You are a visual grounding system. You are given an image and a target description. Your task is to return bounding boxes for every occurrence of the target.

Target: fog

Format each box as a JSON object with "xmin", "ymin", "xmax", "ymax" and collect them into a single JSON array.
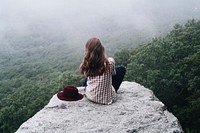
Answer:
[{"xmin": 0, "ymin": 0, "xmax": 200, "ymax": 52}]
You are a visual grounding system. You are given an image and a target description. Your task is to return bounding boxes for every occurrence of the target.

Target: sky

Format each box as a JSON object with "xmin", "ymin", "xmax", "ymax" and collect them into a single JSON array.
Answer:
[{"xmin": 0, "ymin": 0, "xmax": 200, "ymax": 46}]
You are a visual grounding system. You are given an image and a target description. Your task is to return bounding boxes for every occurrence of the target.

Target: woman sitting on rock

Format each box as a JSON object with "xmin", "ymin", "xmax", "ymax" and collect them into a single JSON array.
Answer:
[{"xmin": 80, "ymin": 37, "xmax": 126, "ymax": 105}]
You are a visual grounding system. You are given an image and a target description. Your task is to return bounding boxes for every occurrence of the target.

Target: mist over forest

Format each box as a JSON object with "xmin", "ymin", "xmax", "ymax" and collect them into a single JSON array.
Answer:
[
  {"xmin": 1, "ymin": 0, "xmax": 200, "ymax": 60},
  {"xmin": 0, "ymin": 1, "xmax": 200, "ymax": 133}
]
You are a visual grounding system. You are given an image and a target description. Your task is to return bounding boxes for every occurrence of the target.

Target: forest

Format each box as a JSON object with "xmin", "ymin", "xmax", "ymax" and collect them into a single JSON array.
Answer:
[
  {"xmin": 114, "ymin": 19, "xmax": 200, "ymax": 133},
  {"xmin": 0, "ymin": 19, "xmax": 199, "ymax": 133}
]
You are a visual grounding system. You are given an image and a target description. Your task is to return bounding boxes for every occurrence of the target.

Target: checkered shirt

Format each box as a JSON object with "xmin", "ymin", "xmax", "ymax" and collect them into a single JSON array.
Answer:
[{"xmin": 85, "ymin": 58, "xmax": 116, "ymax": 104}]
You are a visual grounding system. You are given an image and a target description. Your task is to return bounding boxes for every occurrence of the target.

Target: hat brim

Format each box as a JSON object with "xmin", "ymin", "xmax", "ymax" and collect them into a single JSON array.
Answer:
[{"xmin": 57, "ymin": 92, "xmax": 83, "ymax": 101}]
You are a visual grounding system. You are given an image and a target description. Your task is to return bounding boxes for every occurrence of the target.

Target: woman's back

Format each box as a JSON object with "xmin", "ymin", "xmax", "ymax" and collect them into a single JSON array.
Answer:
[
  {"xmin": 80, "ymin": 37, "xmax": 126, "ymax": 105},
  {"xmin": 85, "ymin": 58, "xmax": 116, "ymax": 104}
]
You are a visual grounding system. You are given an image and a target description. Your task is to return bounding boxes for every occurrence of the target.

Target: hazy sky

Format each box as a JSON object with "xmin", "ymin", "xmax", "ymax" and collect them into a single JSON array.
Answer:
[{"xmin": 0, "ymin": 0, "xmax": 200, "ymax": 43}]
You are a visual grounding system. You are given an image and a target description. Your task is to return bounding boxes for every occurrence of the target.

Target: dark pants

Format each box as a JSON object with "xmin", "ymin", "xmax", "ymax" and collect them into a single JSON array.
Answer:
[
  {"xmin": 112, "ymin": 66, "xmax": 126, "ymax": 92},
  {"xmin": 83, "ymin": 66, "xmax": 126, "ymax": 92}
]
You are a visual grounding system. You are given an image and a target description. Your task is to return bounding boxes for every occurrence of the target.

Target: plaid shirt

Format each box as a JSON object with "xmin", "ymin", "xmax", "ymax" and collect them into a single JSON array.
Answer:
[{"xmin": 85, "ymin": 58, "xmax": 116, "ymax": 104}]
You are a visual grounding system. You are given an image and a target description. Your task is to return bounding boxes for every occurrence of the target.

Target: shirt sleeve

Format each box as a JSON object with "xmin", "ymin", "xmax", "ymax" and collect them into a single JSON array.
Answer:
[{"xmin": 108, "ymin": 57, "xmax": 116, "ymax": 75}]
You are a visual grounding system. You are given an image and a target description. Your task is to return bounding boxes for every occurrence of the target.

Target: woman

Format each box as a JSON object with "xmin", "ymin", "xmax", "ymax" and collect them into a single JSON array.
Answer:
[{"xmin": 80, "ymin": 37, "xmax": 126, "ymax": 105}]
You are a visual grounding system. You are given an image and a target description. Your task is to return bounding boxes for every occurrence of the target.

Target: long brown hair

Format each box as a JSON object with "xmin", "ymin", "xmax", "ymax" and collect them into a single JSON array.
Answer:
[{"xmin": 80, "ymin": 37, "xmax": 109, "ymax": 77}]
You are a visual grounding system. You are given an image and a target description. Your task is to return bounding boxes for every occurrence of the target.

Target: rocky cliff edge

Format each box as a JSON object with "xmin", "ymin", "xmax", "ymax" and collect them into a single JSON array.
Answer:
[{"xmin": 16, "ymin": 81, "xmax": 183, "ymax": 133}]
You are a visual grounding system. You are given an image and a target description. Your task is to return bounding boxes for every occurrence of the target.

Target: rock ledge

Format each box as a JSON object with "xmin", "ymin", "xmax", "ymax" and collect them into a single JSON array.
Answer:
[{"xmin": 16, "ymin": 81, "xmax": 183, "ymax": 133}]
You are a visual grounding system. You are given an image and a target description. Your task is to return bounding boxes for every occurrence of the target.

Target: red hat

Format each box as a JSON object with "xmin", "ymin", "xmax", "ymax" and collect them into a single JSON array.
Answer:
[{"xmin": 57, "ymin": 86, "xmax": 83, "ymax": 101}]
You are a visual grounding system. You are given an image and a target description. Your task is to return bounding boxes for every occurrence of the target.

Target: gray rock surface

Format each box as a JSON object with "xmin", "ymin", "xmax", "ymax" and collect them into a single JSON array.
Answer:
[{"xmin": 16, "ymin": 81, "xmax": 183, "ymax": 133}]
